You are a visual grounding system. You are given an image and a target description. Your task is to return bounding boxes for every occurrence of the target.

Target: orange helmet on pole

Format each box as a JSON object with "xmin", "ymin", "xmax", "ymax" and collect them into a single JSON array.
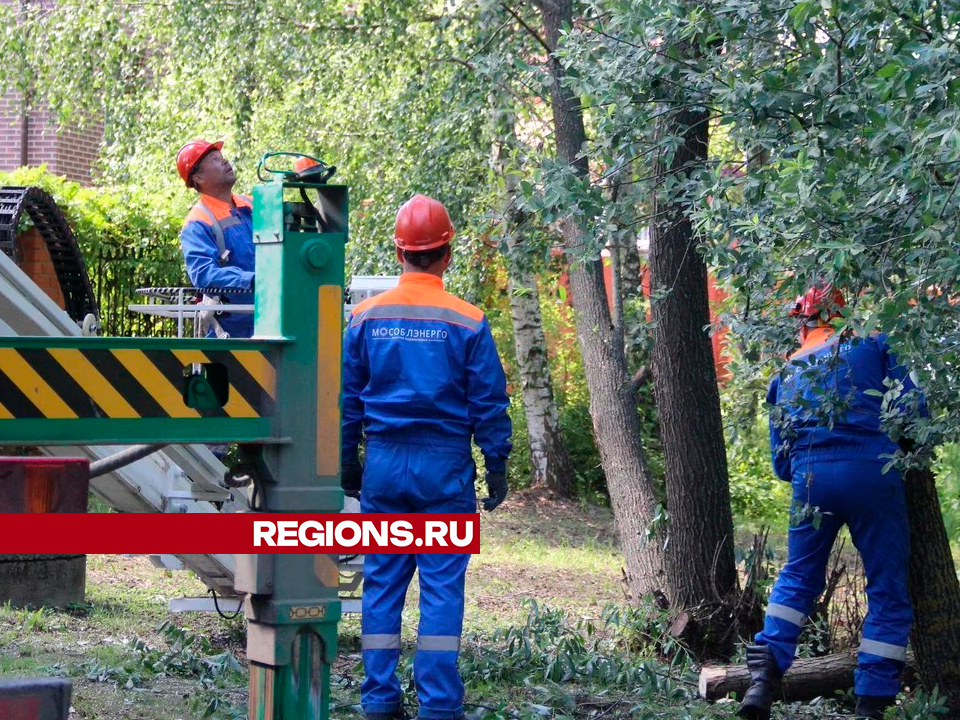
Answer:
[
  {"xmin": 394, "ymin": 194, "xmax": 455, "ymax": 251},
  {"xmin": 790, "ymin": 283, "xmax": 846, "ymax": 320},
  {"xmin": 176, "ymin": 139, "xmax": 223, "ymax": 187},
  {"xmin": 293, "ymin": 156, "xmax": 319, "ymax": 173}
]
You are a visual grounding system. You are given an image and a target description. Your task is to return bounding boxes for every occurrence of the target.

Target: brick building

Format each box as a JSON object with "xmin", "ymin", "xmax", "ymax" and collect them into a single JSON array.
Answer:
[
  {"xmin": 0, "ymin": 90, "xmax": 102, "ymax": 313},
  {"xmin": 0, "ymin": 90, "xmax": 102, "ymax": 184},
  {"xmin": 15, "ymin": 226, "xmax": 67, "ymax": 310}
]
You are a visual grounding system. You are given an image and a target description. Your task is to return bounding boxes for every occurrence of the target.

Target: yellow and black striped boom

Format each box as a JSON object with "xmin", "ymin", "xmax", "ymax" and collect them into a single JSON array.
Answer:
[{"xmin": 0, "ymin": 336, "xmax": 281, "ymax": 445}]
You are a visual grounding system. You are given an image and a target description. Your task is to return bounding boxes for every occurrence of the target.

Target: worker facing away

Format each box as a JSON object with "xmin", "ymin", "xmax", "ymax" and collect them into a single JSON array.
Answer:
[
  {"xmin": 176, "ymin": 139, "xmax": 255, "ymax": 338},
  {"xmin": 341, "ymin": 193, "xmax": 512, "ymax": 720},
  {"xmin": 739, "ymin": 284, "xmax": 926, "ymax": 720}
]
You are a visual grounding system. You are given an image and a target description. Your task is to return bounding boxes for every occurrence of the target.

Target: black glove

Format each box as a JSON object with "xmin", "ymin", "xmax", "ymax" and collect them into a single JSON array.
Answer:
[
  {"xmin": 897, "ymin": 436, "xmax": 917, "ymax": 453},
  {"xmin": 482, "ymin": 471, "xmax": 508, "ymax": 512},
  {"xmin": 341, "ymin": 459, "xmax": 362, "ymax": 499}
]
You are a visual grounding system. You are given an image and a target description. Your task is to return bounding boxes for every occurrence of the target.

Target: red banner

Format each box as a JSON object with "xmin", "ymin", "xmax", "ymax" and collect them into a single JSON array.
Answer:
[{"xmin": 0, "ymin": 513, "xmax": 480, "ymax": 554}]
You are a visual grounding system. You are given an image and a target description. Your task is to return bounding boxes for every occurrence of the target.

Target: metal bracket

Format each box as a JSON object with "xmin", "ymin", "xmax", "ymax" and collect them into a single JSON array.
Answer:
[{"xmin": 163, "ymin": 489, "xmax": 232, "ymax": 513}]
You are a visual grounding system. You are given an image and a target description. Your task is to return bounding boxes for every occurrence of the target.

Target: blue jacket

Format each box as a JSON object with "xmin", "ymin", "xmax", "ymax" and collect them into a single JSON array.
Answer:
[
  {"xmin": 768, "ymin": 328, "xmax": 926, "ymax": 481},
  {"xmin": 342, "ymin": 272, "xmax": 512, "ymax": 473},
  {"xmin": 179, "ymin": 193, "xmax": 255, "ymax": 338}
]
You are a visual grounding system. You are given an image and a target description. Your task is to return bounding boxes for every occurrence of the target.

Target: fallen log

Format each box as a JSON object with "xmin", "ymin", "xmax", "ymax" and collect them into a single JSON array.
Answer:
[{"xmin": 699, "ymin": 651, "xmax": 917, "ymax": 702}]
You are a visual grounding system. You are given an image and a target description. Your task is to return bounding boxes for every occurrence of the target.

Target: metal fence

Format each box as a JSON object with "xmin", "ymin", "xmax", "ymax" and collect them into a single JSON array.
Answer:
[{"xmin": 92, "ymin": 244, "xmax": 186, "ymax": 338}]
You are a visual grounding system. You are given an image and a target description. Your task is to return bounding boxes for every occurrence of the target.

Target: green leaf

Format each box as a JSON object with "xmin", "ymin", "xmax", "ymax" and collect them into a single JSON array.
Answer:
[{"xmin": 877, "ymin": 62, "xmax": 901, "ymax": 79}]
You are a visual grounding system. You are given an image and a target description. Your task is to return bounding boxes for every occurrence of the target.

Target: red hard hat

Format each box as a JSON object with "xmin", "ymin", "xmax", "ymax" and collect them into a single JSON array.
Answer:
[
  {"xmin": 293, "ymin": 156, "xmax": 319, "ymax": 173},
  {"xmin": 176, "ymin": 139, "xmax": 223, "ymax": 186},
  {"xmin": 790, "ymin": 283, "xmax": 846, "ymax": 319},
  {"xmin": 394, "ymin": 194, "xmax": 455, "ymax": 251}
]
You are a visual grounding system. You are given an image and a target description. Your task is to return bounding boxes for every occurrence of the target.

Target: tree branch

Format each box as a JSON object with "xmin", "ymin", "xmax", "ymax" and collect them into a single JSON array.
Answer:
[
  {"xmin": 627, "ymin": 366, "xmax": 652, "ymax": 396},
  {"xmin": 501, "ymin": 2, "xmax": 552, "ymax": 54}
]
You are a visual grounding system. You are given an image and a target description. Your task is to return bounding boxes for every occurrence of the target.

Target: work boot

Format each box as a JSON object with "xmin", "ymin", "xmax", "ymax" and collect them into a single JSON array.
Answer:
[
  {"xmin": 854, "ymin": 695, "xmax": 895, "ymax": 720},
  {"xmin": 737, "ymin": 644, "xmax": 782, "ymax": 720}
]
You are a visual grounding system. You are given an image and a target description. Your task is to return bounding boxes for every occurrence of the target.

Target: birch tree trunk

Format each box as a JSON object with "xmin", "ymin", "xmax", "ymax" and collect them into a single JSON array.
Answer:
[
  {"xmin": 492, "ymin": 116, "xmax": 578, "ymax": 497},
  {"xmin": 504, "ymin": 238, "xmax": 577, "ymax": 496}
]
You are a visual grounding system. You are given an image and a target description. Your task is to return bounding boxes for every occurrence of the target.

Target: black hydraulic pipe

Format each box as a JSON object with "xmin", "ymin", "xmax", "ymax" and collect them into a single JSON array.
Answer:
[{"xmin": 88, "ymin": 444, "xmax": 167, "ymax": 479}]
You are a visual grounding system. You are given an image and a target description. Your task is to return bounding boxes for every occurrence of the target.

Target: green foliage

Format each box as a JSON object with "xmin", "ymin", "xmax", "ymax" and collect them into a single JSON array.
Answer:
[
  {"xmin": 0, "ymin": 165, "xmax": 187, "ymax": 333},
  {"xmin": 727, "ymin": 428, "xmax": 789, "ymax": 526},
  {"xmin": 0, "ymin": 165, "xmax": 184, "ymax": 261},
  {"xmin": 83, "ymin": 621, "xmax": 243, "ymax": 718},
  {"xmin": 690, "ymin": 0, "xmax": 960, "ymax": 449},
  {"xmin": 721, "ymin": 369, "xmax": 790, "ymax": 525},
  {"xmin": 9, "ymin": 605, "xmax": 52, "ymax": 633},
  {"xmin": 357, "ymin": 600, "xmax": 704, "ymax": 720},
  {"xmin": 8, "ymin": 0, "xmax": 960, "ymax": 561},
  {"xmin": 899, "ymin": 687, "xmax": 951, "ymax": 719},
  {"xmin": 0, "ymin": 0, "xmax": 655, "ymax": 502},
  {"xmin": 464, "ymin": 601, "xmax": 692, "ymax": 687},
  {"xmin": 0, "ymin": 0, "xmax": 497, "ymax": 286},
  {"xmin": 933, "ymin": 443, "xmax": 960, "ymax": 547}
]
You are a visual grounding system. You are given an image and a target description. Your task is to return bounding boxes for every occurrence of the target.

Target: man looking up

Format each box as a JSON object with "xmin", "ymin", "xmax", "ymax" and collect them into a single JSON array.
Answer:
[{"xmin": 176, "ymin": 139, "xmax": 255, "ymax": 338}]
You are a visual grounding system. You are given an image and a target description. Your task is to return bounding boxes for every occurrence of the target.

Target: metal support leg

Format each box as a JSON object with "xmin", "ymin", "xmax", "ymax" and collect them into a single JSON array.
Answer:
[
  {"xmin": 248, "ymin": 625, "xmax": 337, "ymax": 720},
  {"xmin": 238, "ymin": 552, "xmax": 342, "ymax": 720}
]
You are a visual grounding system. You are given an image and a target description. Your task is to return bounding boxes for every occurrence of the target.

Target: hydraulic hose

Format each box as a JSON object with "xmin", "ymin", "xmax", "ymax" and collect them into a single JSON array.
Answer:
[{"xmin": 88, "ymin": 444, "xmax": 168, "ymax": 479}]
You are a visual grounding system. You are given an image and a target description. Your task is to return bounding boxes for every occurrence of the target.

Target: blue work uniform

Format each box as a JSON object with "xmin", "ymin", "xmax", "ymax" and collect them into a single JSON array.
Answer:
[
  {"xmin": 342, "ymin": 272, "xmax": 512, "ymax": 719},
  {"xmin": 757, "ymin": 327, "xmax": 926, "ymax": 697},
  {"xmin": 179, "ymin": 193, "xmax": 255, "ymax": 338}
]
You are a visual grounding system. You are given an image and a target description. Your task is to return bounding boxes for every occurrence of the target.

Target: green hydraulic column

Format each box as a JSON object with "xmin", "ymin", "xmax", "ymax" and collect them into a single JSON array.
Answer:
[{"xmin": 235, "ymin": 171, "xmax": 348, "ymax": 720}]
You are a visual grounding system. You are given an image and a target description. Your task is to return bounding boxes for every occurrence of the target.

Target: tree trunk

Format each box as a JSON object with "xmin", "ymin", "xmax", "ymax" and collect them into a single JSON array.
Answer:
[
  {"xmin": 505, "ymin": 242, "xmax": 578, "ymax": 496},
  {"xmin": 905, "ymin": 467, "xmax": 960, "ymax": 718},
  {"xmin": 649, "ymin": 94, "xmax": 738, "ymax": 657},
  {"xmin": 699, "ymin": 651, "xmax": 918, "ymax": 702},
  {"xmin": 536, "ymin": 0, "xmax": 665, "ymax": 596},
  {"xmin": 492, "ymin": 115, "xmax": 578, "ymax": 497}
]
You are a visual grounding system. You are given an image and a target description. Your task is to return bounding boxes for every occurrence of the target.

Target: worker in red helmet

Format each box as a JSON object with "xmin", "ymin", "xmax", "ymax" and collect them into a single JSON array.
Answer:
[
  {"xmin": 176, "ymin": 139, "xmax": 255, "ymax": 338},
  {"xmin": 341, "ymin": 193, "xmax": 512, "ymax": 720},
  {"xmin": 789, "ymin": 284, "xmax": 847, "ymax": 340},
  {"xmin": 739, "ymin": 282, "xmax": 926, "ymax": 720}
]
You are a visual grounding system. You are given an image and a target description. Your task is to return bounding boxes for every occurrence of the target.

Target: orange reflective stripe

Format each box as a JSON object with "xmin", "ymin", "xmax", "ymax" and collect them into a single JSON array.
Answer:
[
  {"xmin": 184, "ymin": 206, "xmax": 215, "ymax": 225},
  {"xmin": 790, "ymin": 327, "xmax": 836, "ymax": 360},
  {"xmin": 316, "ymin": 285, "xmax": 342, "ymax": 476},
  {"xmin": 354, "ymin": 277, "xmax": 485, "ymax": 321},
  {"xmin": 196, "ymin": 193, "xmax": 250, "ymax": 219},
  {"xmin": 351, "ymin": 303, "xmax": 483, "ymax": 331}
]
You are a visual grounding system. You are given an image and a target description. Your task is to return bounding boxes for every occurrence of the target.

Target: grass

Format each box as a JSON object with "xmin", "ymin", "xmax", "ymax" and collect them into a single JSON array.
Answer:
[
  {"xmin": 0, "ymin": 493, "xmax": 944, "ymax": 720},
  {"xmin": 0, "ymin": 494, "xmax": 627, "ymax": 719}
]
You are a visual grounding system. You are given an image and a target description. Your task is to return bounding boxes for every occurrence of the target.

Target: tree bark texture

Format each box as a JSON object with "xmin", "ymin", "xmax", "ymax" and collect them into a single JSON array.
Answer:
[
  {"xmin": 505, "ymin": 242, "xmax": 578, "ymax": 496},
  {"xmin": 699, "ymin": 651, "xmax": 917, "ymax": 702},
  {"xmin": 536, "ymin": 0, "xmax": 666, "ymax": 595},
  {"xmin": 650, "ymin": 99, "xmax": 738, "ymax": 656},
  {"xmin": 494, "ymin": 118, "xmax": 578, "ymax": 497},
  {"xmin": 905, "ymin": 467, "xmax": 960, "ymax": 718}
]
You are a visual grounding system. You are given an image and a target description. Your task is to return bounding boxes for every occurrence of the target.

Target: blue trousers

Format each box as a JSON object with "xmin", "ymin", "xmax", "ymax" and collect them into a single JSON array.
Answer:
[
  {"xmin": 360, "ymin": 440, "xmax": 476, "ymax": 719},
  {"xmin": 756, "ymin": 459, "xmax": 912, "ymax": 697}
]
